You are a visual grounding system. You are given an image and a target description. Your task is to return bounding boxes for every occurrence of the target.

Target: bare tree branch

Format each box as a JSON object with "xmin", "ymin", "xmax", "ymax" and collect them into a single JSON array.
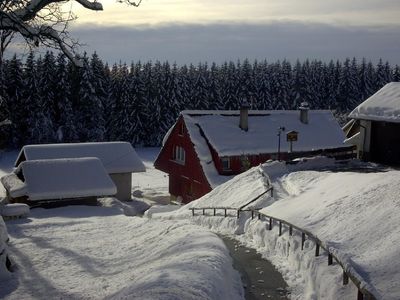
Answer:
[{"xmin": 0, "ymin": 0, "xmax": 140, "ymax": 66}]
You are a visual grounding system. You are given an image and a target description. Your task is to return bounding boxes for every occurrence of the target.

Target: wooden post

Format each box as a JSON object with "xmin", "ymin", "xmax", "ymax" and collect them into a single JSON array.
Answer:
[
  {"xmin": 289, "ymin": 226, "xmax": 293, "ymax": 236},
  {"xmin": 258, "ymin": 213, "xmax": 261, "ymax": 220},
  {"xmin": 268, "ymin": 218, "xmax": 273, "ymax": 230},
  {"xmin": 270, "ymin": 187, "xmax": 273, "ymax": 197},
  {"xmin": 328, "ymin": 253, "xmax": 333, "ymax": 265},
  {"xmin": 279, "ymin": 221, "xmax": 282, "ymax": 236},
  {"xmin": 343, "ymin": 271, "xmax": 349, "ymax": 285},
  {"xmin": 224, "ymin": 209, "xmax": 227, "ymax": 217},
  {"xmin": 357, "ymin": 290, "xmax": 364, "ymax": 300},
  {"xmin": 251, "ymin": 210, "xmax": 254, "ymax": 219},
  {"xmin": 237, "ymin": 210, "xmax": 240, "ymax": 219},
  {"xmin": 301, "ymin": 233, "xmax": 306, "ymax": 250},
  {"xmin": 213, "ymin": 208, "xmax": 216, "ymax": 216},
  {"xmin": 191, "ymin": 208, "xmax": 195, "ymax": 216},
  {"xmin": 202, "ymin": 208, "xmax": 205, "ymax": 216},
  {"xmin": 315, "ymin": 243, "xmax": 320, "ymax": 257}
]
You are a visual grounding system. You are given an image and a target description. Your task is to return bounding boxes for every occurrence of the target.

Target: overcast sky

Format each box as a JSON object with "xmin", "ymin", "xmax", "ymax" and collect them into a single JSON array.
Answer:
[{"xmin": 12, "ymin": 0, "xmax": 400, "ymax": 64}]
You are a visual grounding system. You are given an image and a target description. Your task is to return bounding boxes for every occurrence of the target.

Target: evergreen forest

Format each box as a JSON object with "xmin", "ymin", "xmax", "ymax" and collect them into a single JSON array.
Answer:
[{"xmin": 0, "ymin": 51, "xmax": 399, "ymax": 147}]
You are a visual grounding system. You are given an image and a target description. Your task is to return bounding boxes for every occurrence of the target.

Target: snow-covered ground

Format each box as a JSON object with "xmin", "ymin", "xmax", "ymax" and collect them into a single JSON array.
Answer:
[
  {"xmin": 1, "ymin": 148, "xmax": 400, "ymax": 300},
  {"xmin": 0, "ymin": 149, "xmax": 243, "ymax": 300},
  {"xmin": 155, "ymin": 158, "xmax": 400, "ymax": 300}
]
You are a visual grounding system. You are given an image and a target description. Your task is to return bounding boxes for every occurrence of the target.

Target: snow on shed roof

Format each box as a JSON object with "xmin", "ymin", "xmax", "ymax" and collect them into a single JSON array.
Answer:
[
  {"xmin": 182, "ymin": 110, "xmax": 346, "ymax": 157},
  {"xmin": 15, "ymin": 142, "xmax": 146, "ymax": 174},
  {"xmin": 8, "ymin": 158, "xmax": 117, "ymax": 201},
  {"xmin": 349, "ymin": 82, "xmax": 400, "ymax": 122}
]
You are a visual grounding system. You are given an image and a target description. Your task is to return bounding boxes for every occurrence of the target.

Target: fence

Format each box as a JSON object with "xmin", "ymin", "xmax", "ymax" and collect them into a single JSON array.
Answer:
[{"xmin": 189, "ymin": 200, "xmax": 377, "ymax": 300}]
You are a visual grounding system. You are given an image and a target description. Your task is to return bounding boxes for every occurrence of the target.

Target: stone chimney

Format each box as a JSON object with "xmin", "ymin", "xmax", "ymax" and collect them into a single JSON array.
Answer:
[
  {"xmin": 299, "ymin": 101, "xmax": 310, "ymax": 124},
  {"xmin": 239, "ymin": 99, "xmax": 250, "ymax": 131}
]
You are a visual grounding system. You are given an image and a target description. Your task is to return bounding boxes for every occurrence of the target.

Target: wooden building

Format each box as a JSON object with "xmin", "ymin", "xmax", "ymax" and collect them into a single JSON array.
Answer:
[
  {"xmin": 155, "ymin": 106, "xmax": 352, "ymax": 203},
  {"xmin": 14, "ymin": 142, "xmax": 145, "ymax": 201},
  {"xmin": 345, "ymin": 82, "xmax": 400, "ymax": 165}
]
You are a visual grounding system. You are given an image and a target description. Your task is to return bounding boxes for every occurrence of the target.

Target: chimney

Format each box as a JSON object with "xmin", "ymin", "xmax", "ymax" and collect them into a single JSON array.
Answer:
[
  {"xmin": 239, "ymin": 99, "xmax": 250, "ymax": 131},
  {"xmin": 299, "ymin": 101, "xmax": 310, "ymax": 124}
]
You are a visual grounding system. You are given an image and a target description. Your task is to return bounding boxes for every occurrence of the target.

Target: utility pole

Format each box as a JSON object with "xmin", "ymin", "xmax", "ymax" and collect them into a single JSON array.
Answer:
[{"xmin": 277, "ymin": 126, "xmax": 285, "ymax": 161}]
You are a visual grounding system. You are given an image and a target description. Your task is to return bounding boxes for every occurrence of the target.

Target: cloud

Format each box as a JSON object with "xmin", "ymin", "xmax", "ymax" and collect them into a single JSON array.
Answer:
[{"xmin": 70, "ymin": 21, "xmax": 400, "ymax": 65}]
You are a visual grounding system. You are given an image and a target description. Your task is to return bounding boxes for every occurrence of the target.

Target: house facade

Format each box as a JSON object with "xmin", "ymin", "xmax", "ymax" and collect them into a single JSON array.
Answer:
[
  {"xmin": 155, "ymin": 107, "xmax": 353, "ymax": 203},
  {"xmin": 345, "ymin": 82, "xmax": 400, "ymax": 165}
]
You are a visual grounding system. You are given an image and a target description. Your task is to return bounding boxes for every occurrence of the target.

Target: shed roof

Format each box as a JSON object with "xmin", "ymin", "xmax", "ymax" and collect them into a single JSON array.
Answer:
[
  {"xmin": 349, "ymin": 82, "xmax": 400, "ymax": 122},
  {"xmin": 177, "ymin": 110, "xmax": 347, "ymax": 188},
  {"xmin": 3, "ymin": 158, "xmax": 117, "ymax": 201},
  {"xmin": 15, "ymin": 142, "xmax": 146, "ymax": 174}
]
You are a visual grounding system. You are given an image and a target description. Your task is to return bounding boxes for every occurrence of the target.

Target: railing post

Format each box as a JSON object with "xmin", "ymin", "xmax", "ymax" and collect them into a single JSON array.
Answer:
[
  {"xmin": 213, "ymin": 208, "xmax": 216, "ymax": 216},
  {"xmin": 268, "ymin": 217, "xmax": 273, "ymax": 230},
  {"xmin": 191, "ymin": 208, "xmax": 195, "ymax": 216},
  {"xmin": 279, "ymin": 221, "xmax": 282, "ymax": 236},
  {"xmin": 289, "ymin": 226, "xmax": 293, "ymax": 236},
  {"xmin": 315, "ymin": 243, "xmax": 320, "ymax": 257},
  {"xmin": 328, "ymin": 253, "xmax": 333, "ymax": 265},
  {"xmin": 343, "ymin": 271, "xmax": 349, "ymax": 285},
  {"xmin": 237, "ymin": 210, "xmax": 240, "ymax": 219},
  {"xmin": 224, "ymin": 208, "xmax": 227, "ymax": 217},
  {"xmin": 202, "ymin": 208, "xmax": 205, "ymax": 216},
  {"xmin": 301, "ymin": 233, "xmax": 306, "ymax": 250},
  {"xmin": 258, "ymin": 213, "xmax": 261, "ymax": 220},
  {"xmin": 357, "ymin": 290, "xmax": 364, "ymax": 300},
  {"xmin": 251, "ymin": 210, "xmax": 254, "ymax": 219},
  {"xmin": 270, "ymin": 187, "xmax": 273, "ymax": 197}
]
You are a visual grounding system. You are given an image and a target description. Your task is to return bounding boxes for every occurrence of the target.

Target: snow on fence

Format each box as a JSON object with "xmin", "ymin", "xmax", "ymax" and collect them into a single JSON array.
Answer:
[{"xmin": 189, "ymin": 201, "xmax": 377, "ymax": 300}]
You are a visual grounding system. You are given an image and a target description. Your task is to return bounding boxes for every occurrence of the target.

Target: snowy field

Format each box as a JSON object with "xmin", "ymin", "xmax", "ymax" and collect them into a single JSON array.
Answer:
[
  {"xmin": 1, "ymin": 148, "xmax": 400, "ymax": 299},
  {"xmin": 0, "ymin": 149, "xmax": 243, "ymax": 300}
]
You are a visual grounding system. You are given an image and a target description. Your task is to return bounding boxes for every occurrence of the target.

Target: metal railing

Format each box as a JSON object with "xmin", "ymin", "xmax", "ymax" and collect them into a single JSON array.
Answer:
[{"xmin": 189, "ymin": 203, "xmax": 377, "ymax": 300}]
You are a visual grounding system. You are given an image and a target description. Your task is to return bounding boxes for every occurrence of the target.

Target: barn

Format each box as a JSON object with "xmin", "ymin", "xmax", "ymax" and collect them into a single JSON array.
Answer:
[
  {"xmin": 344, "ymin": 82, "xmax": 400, "ymax": 165},
  {"xmin": 155, "ymin": 106, "xmax": 353, "ymax": 203},
  {"xmin": 1, "ymin": 158, "xmax": 117, "ymax": 205},
  {"xmin": 14, "ymin": 142, "xmax": 145, "ymax": 201}
]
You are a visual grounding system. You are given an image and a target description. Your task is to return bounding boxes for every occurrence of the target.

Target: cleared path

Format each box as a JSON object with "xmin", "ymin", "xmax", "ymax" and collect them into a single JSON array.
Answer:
[{"xmin": 222, "ymin": 236, "xmax": 289, "ymax": 300}]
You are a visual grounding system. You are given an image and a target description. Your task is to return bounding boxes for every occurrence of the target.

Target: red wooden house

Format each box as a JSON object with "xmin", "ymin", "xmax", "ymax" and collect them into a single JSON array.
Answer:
[{"xmin": 154, "ymin": 106, "xmax": 354, "ymax": 203}]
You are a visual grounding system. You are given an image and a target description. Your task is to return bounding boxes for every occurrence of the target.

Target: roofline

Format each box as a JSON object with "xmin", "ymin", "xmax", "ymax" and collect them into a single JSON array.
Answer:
[
  {"xmin": 181, "ymin": 109, "xmax": 333, "ymax": 116},
  {"xmin": 349, "ymin": 116, "xmax": 400, "ymax": 124}
]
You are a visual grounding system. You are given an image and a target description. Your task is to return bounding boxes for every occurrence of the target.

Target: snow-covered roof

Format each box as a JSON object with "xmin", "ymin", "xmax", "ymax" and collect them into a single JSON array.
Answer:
[
  {"xmin": 178, "ymin": 110, "xmax": 346, "ymax": 188},
  {"xmin": 182, "ymin": 110, "xmax": 346, "ymax": 157},
  {"xmin": 15, "ymin": 142, "xmax": 146, "ymax": 174},
  {"xmin": 349, "ymin": 82, "xmax": 400, "ymax": 122},
  {"xmin": 3, "ymin": 158, "xmax": 117, "ymax": 201}
]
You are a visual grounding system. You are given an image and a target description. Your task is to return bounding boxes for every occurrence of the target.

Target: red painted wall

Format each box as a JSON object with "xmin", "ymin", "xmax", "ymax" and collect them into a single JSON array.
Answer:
[{"xmin": 154, "ymin": 116, "xmax": 211, "ymax": 203}]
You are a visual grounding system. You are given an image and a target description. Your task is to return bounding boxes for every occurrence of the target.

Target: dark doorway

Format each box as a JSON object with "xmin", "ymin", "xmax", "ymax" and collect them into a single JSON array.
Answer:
[{"xmin": 370, "ymin": 121, "xmax": 400, "ymax": 165}]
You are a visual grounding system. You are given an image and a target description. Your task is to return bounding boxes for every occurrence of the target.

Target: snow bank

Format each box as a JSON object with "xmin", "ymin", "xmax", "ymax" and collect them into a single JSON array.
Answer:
[
  {"xmin": 1, "ymin": 204, "xmax": 29, "ymax": 218},
  {"xmin": 1, "ymin": 206, "xmax": 243, "ymax": 300},
  {"xmin": 260, "ymin": 169, "xmax": 400, "ymax": 299}
]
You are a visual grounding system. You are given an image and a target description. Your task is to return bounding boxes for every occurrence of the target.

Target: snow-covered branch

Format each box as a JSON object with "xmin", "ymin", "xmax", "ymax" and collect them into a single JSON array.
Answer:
[{"xmin": 0, "ymin": 0, "xmax": 140, "ymax": 66}]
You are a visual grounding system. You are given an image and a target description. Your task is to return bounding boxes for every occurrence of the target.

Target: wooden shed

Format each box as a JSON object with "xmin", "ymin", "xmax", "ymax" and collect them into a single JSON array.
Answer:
[
  {"xmin": 1, "ymin": 158, "xmax": 117, "ymax": 205},
  {"xmin": 14, "ymin": 142, "xmax": 146, "ymax": 201}
]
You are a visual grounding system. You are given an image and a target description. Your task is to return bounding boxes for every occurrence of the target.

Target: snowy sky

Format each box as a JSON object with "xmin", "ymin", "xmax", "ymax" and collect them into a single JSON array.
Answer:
[{"xmin": 20, "ymin": 0, "xmax": 400, "ymax": 64}]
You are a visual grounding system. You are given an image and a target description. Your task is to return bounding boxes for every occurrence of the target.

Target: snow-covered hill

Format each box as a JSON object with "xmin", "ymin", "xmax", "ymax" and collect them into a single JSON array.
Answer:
[{"xmin": 156, "ymin": 158, "xmax": 400, "ymax": 299}]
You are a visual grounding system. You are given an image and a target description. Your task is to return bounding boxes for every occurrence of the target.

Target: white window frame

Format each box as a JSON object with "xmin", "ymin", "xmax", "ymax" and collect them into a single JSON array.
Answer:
[
  {"xmin": 174, "ymin": 146, "xmax": 185, "ymax": 164},
  {"xmin": 221, "ymin": 157, "xmax": 230, "ymax": 171}
]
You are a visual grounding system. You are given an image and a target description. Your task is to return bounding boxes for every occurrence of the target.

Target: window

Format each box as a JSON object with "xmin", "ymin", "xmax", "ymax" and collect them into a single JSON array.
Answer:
[
  {"xmin": 221, "ymin": 157, "xmax": 230, "ymax": 171},
  {"xmin": 173, "ymin": 146, "xmax": 185, "ymax": 164}
]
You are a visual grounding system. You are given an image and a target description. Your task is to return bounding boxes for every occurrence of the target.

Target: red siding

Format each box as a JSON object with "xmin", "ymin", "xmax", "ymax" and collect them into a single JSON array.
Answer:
[{"xmin": 154, "ymin": 116, "xmax": 211, "ymax": 203}]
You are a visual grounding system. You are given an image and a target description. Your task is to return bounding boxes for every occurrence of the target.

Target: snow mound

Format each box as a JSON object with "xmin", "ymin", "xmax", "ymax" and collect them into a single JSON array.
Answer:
[
  {"xmin": 1, "ymin": 204, "xmax": 29, "ymax": 218},
  {"xmin": 261, "ymin": 168, "xmax": 400, "ymax": 300}
]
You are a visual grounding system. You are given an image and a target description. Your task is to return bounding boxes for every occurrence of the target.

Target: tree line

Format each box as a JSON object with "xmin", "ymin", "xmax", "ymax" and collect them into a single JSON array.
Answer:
[{"xmin": 0, "ymin": 52, "xmax": 399, "ymax": 147}]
